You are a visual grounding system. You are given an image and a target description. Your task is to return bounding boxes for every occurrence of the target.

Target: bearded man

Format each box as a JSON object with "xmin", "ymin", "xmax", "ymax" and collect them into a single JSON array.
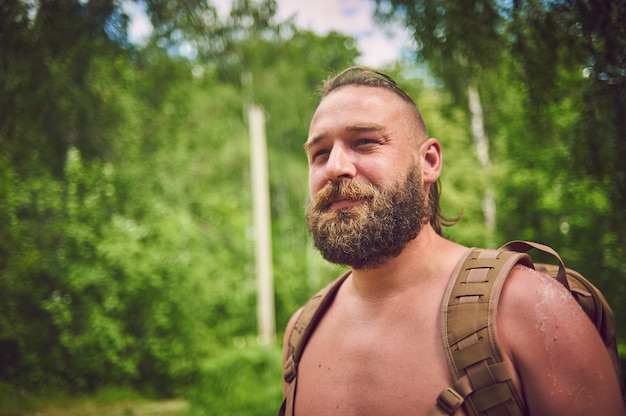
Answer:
[{"xmin": 280, "ymin": 66, "xmax": 625, "ymax": 416}]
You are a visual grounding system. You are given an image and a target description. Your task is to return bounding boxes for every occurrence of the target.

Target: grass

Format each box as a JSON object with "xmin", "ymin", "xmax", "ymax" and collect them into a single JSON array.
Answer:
[{"xmin": 0, "ymin": 385, "xmax": 188, "ymax": 416}]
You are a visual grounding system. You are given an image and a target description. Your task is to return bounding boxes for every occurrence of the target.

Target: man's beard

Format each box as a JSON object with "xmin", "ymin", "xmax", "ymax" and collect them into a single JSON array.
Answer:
[{"xmin": 305, "ymin": 164, "xmax": 428, "ymax": 270}]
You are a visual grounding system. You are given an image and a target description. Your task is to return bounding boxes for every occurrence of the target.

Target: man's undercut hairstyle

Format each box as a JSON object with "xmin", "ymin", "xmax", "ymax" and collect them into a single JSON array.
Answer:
[
  {"xmin": 317, "ymin": 66, "xmax": 460, "ymax": 235},
  {"xmin": 319, "ymin": 66, "xmax": 428, "ymax": 135}
]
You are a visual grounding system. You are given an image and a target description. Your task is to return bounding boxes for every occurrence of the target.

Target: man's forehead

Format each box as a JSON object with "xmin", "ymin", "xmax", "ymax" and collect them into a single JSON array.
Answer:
[
  {"xmin": 311, "ymin": 87, "xmax": 405, "ymax": 127},
  {"xmin": 308, "ymin": 86, "xmax": 405, "ymax": 127}
]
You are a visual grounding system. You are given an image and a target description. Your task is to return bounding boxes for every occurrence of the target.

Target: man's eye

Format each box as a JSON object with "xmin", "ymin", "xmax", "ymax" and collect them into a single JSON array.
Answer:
[
  {"xmin": 355, "ymin": 139, "xmax": 379, "ymax": 147},
  {"xmin": 311, "ymin": 149, "xmax": 329, "ymax": 161}
]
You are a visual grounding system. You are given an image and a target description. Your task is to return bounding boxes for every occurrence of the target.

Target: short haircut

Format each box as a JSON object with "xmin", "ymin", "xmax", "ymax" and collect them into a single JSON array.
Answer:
[{"xmin": 319, "ymin": 66, "xmax": 428, "ymax": 137}]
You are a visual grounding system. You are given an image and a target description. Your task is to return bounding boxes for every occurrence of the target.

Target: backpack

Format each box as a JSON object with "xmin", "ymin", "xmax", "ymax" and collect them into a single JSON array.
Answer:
[{"xmin": 279, "ymin": 240, "xmax": 625, "ymax": 416}]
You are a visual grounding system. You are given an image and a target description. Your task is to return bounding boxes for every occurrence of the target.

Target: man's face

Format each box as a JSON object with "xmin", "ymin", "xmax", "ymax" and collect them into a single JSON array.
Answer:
[{"xmin": 304, "ymin": 85, "xmax": 429, "ymax": 269}]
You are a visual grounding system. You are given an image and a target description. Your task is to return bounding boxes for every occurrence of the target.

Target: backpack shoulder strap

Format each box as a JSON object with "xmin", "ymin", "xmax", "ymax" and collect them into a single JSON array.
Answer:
[
  {"xmin": 279, "ymin": 270, "xmax": 351, "ymax": 416},
  {"xmin": 430, "ymin": 247, "xmax": 533, "ymax": 416}
]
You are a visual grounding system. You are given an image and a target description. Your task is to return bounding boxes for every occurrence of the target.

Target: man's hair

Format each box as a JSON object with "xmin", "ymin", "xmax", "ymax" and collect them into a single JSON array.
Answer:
[{"xmin": 318, "ymin": 66, "xmax": 459, "ymax": 235}]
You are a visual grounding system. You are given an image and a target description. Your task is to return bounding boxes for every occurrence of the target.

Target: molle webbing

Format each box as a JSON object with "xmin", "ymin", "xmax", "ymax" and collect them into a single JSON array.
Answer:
[{"xmin": 433, "ymin": 248, "xmax": 533, "ymax": 416}]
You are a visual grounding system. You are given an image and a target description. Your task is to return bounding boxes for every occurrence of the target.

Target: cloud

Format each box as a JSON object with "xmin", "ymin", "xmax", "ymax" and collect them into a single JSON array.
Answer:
[
  {"xmin": 121, "ymin": 1, "xmax": 153, "ymax": 47},
  {"xmin": 277, "ymin": 0, "xmax": 408, "ymax": 67},
  {"xmin": 213, "ymin": 0, "xmax": 410, "ymax": 67},
  {"xmin": 277, "ymin": 0, "xmax": 373, "ymax": 34}
]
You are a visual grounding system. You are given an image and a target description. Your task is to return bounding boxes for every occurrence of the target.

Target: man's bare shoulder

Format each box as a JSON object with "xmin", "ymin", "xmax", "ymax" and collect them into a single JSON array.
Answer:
[
  {"xmin": 498, "ymin": 265, "xmax": 625, "ymax": 415},
  {"xmin": 499, "ymin": 264, "xmax": 574, "ymax": 317}
]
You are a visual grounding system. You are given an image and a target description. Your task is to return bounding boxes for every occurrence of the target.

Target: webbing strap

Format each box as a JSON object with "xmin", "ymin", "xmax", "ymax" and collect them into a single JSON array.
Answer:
[
  {"xmin": 428, "ymin": 361, "xmax": 515, "ymax": 416},
  {"xmin": 280, "ymin": 271, "xmax": 351, "ymax": 416},
  {"xmin": 501, "ymin": 240, "xmax": 568, "ymax": 289},
  {"xmin": 279, "ymin": 375, "xmax": 296, "ymax": 416},
  {"xmin": 433, "ymin": 248, "xmax": 532, "ymax": 416}
]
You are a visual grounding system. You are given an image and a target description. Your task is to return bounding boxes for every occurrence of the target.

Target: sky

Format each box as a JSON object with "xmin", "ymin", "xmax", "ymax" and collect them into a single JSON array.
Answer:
[
  {"xmin": 124, "ymin": 0, "xmax": 413, "ymax": 68},
  {"xmin": 235, "ymin": 0, "xmax": 413, "ymax": 67}
]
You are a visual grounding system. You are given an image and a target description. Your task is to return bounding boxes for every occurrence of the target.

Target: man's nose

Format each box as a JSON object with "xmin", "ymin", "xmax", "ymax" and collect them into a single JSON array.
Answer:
[{"xmin": 325, "ymin": 145, "xmax": 356, "ymax": 181}]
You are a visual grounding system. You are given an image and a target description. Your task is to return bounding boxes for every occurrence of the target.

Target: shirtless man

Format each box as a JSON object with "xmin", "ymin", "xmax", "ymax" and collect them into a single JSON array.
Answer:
[{"xmin": 281, "ymin": 66, "xmax": 625, "ymax": 415}]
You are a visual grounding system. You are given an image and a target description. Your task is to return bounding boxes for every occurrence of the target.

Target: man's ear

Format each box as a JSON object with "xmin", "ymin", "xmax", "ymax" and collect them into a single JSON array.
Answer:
[{"xmin": 421, "ymin": 138, "xmax": 442, "ymax": 185}]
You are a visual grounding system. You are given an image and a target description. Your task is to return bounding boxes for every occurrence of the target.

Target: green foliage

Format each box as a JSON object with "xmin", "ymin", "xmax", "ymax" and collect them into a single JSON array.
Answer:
[
  {"xmin": 375, "ymin": 0, "xmax": 506, "ymax": 103},
  {"xmin": 186, "ymin": 341, "xmax": 282, "ymax": 415}
]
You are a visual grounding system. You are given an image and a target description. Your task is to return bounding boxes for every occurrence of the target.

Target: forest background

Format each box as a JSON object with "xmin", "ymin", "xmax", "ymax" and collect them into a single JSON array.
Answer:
[{"xmin": 1, "ymin": 0, "xmax": 625, "ymax": 414}]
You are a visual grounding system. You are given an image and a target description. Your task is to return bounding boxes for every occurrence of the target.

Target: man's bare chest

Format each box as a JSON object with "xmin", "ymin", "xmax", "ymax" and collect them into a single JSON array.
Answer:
[{"xmin": 294, "ymin": 300, "xmax": 459, "ymax": 415}]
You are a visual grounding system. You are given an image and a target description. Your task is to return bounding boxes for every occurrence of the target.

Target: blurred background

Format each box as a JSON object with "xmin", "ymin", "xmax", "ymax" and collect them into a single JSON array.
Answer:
[{"xmin": 1, "ymin": 0, "xmax": 624, "ymax": 414}]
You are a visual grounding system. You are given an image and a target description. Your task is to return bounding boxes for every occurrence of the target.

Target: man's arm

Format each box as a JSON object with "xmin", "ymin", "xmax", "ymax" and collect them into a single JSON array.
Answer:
[{"xmin": 498, "ymin": 265, "xmax": 625, "ymax": 415}]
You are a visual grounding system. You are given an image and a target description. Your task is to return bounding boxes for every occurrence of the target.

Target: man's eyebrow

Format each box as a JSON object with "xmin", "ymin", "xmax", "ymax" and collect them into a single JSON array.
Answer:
[
  {"xmin": 348, "ymin": 122, "xmax": 385, "ymax": 132},
  {"xmin": 304, "ymin": 123, "xmax": 385, "ymax": 151},
  {"xmin": 303, "ymin": 135, "xmax": 323, "ymax": 152}
]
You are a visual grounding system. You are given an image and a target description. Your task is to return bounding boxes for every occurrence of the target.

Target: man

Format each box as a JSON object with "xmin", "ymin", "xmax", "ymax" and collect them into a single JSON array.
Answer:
[{"xmin": 281, "ymin": 66, "xmax": 625, "ymax": 415}]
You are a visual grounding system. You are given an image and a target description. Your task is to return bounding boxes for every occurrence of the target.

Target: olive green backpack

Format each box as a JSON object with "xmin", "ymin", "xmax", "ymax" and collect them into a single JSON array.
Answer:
[{"xmin": 280, "ymin": 241, "xmax": 624, "ymax": 416}]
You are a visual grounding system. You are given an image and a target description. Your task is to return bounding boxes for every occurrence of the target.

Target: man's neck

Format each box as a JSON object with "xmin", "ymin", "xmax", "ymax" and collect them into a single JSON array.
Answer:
[{"xmin": 348, "ymin": 226, "xmax": 467, "ymax": 300}]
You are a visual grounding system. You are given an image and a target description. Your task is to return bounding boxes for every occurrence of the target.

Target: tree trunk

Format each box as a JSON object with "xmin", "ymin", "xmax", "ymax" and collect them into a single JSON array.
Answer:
[{"xmin": 468, "ymin": 84, "xmax": 496, "ymax": 246}]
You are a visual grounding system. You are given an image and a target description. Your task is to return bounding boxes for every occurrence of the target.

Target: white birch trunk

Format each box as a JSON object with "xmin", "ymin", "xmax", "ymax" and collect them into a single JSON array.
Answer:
[
  {"xmin": 248, "ymin": 105, "xmax": 276, "ymax": 344},
  {"xmin": 468, "ymin": 85, "xmax": 496, "ymax": 244}
]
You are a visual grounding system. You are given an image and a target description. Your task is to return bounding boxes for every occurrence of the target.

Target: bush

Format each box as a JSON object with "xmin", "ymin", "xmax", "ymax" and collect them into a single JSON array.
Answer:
[{"xmin": 186, "ymin": 340, "xmax": 283, "ymax": 416}]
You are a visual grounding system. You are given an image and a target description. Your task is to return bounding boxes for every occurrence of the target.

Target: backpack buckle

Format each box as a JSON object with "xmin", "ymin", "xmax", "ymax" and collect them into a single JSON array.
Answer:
[{"xmin": 436, "ymin": 387, "xmax": 464, "ymax": 414}]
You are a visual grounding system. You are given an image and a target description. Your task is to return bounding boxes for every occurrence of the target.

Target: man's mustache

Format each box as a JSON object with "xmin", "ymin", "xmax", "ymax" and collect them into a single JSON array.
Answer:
[{"xmin": 312, "ymin": 180, "xmax": 379, "ymax": 210}]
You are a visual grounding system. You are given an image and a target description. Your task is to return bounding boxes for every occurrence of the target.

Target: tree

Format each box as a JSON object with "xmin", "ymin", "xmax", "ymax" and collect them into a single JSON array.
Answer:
[{"xmin": 0, "ymin": 0, "xmax": 230, "ymax": 392}]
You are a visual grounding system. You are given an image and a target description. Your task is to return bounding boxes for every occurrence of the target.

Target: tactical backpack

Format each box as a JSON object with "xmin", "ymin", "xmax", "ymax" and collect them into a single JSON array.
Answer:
[{"xmin": 280, "ymin": 240, "xmax": 625, "ymax": 416}]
